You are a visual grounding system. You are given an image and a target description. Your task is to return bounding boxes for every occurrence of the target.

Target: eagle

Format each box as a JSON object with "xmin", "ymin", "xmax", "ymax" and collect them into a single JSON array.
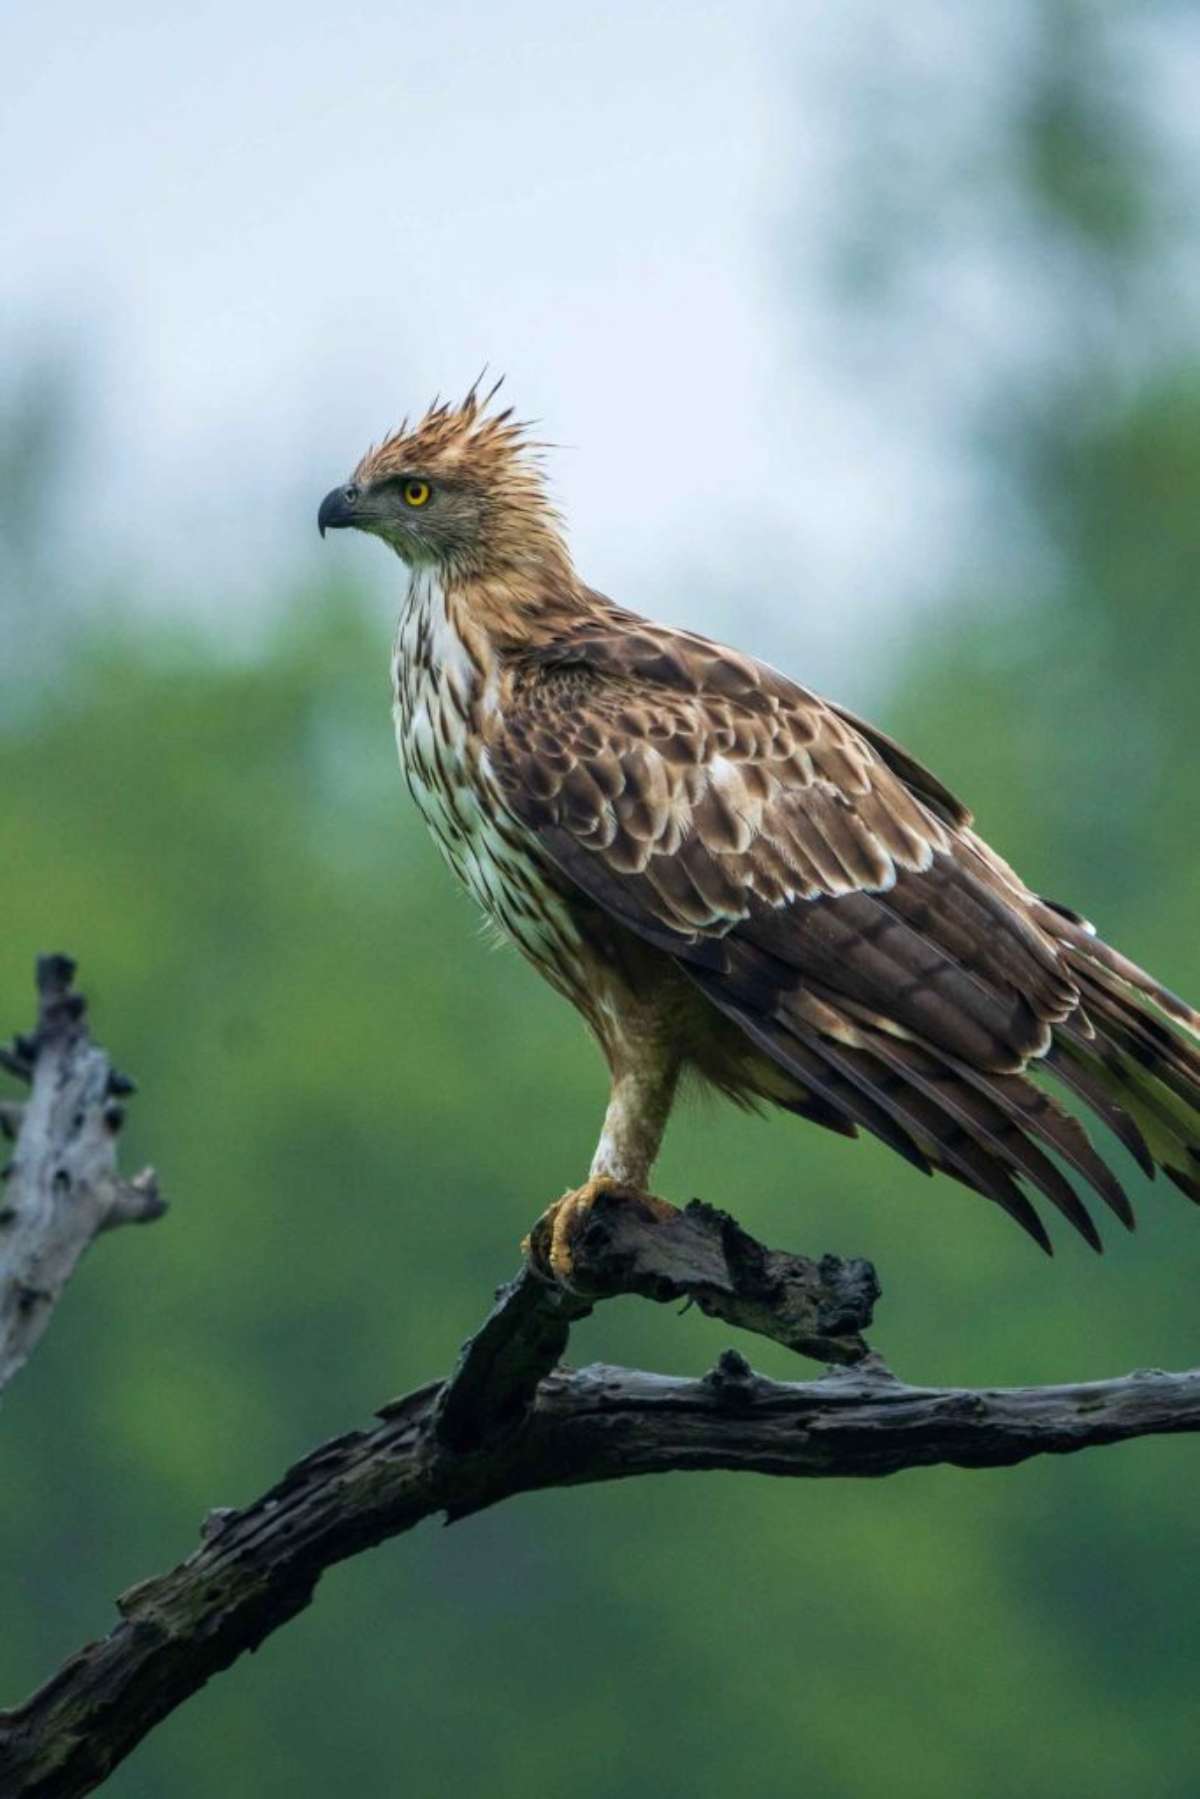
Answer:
[{"xmin": 319, "ymin": 383, "xmax": 1200, "ymax": 1279}]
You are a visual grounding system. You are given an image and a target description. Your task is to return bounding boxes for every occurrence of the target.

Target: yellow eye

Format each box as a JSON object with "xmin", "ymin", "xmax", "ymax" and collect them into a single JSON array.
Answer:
[{"xmin": 402, "ymin": 478, "xmax": 431, "ymax": 507}]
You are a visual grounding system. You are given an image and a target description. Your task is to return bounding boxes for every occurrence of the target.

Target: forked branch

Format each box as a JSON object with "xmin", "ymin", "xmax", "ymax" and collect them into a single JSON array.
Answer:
[{"xmin": 3, "ymin": 957, "xmax": 1200, "ymax": 1798}]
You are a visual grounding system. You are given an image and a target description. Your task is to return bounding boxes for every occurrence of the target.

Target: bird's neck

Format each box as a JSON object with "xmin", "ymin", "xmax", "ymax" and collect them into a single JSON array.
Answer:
[{"xmin": 411, "ymin": 556, "xmax": 598, "ymax": 657}]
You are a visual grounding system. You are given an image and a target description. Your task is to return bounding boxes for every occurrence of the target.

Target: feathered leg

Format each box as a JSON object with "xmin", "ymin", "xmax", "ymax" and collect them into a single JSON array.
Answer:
[{"xmin": 528, "ymin": 1041, "xmax": 680, "ymax": 1284}]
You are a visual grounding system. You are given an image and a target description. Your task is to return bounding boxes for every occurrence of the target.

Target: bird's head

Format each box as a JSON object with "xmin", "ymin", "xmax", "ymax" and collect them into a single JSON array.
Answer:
[{"xmin": 318, "ymin": 381, "xmax": 568, "ymax": 583}]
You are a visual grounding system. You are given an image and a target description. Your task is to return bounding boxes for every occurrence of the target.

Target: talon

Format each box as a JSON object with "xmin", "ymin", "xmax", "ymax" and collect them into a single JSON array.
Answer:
[{"xmin": 524, "ymin": 1176, "xmax": 637, "ymax": 1288}]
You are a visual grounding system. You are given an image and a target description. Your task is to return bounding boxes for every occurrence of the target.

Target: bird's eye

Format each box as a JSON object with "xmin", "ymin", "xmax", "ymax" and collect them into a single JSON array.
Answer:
[{"xmin": 403, "ymin": 479, "xmax": 431, "ymax": 507}]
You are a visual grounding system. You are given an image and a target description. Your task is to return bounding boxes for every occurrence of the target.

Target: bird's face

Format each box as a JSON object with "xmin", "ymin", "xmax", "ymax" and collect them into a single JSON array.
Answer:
[
  {"xmin": 318, "ymin": 461, "xmax": 487, "ymax": 570},
  {"xmin": 319, "ymin": 393, "xmax": 568, "ymax": 590}
]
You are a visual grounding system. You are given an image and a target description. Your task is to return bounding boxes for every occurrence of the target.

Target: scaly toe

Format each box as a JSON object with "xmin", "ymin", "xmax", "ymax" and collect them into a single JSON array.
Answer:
[{"xmin": 524, "ymin": 1176, "xmax": 629, "ymax": 1288}]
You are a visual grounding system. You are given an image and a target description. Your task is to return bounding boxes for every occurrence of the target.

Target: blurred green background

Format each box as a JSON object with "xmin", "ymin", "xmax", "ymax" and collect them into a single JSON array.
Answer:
[{"xmin": 4, "ymin": 7, "xmax": 1200, "ymax": 1797}]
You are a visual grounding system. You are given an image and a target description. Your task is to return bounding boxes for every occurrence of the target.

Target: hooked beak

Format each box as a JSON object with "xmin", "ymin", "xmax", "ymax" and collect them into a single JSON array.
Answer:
[{"xmin": 318, "ymin": 484, "xmax": 360, "ymax": 537}]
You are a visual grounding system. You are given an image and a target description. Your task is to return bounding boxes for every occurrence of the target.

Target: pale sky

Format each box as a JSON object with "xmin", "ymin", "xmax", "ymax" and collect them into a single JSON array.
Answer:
[{"xmin": 8, "ymin": 1, "xmax": 1174, "ymax": 688}]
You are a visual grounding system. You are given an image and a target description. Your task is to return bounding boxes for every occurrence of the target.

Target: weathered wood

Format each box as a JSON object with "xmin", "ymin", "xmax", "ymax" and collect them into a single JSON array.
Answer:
[
  {"xmin": 6, "ymin": 952, "xmax": 1200, "ymax": 1798},
  {"xmin": 4, "ymin": 1356, "xmax": 1200, "ymax": 1796},
  {"xmin": 0, "ymin": 957, "xmax": 165, "ymax": 1394},
  {"xmin": 434, "ymin": 1190, "xmax": 878, "ymax": 1451}
]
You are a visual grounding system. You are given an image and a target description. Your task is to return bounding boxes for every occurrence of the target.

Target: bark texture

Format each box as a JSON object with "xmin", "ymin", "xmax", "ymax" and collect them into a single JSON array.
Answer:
[
  {"xmin": 4, "ymin": 957, "xmax": 1200, "ymax": 1798},
  {"xmin": 0, "ymin": 956, "xmax": 164, "ymax": 1395},
  {"xmin": 4, "ymin": 1344, "xmax": 1200, "ymax": 1798}
]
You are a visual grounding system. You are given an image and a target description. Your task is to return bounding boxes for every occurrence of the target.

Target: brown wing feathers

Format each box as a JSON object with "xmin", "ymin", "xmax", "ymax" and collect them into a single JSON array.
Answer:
[
  {"xmin": 495, "ymin": 611, "xmax": 1200, "ymax": 1250},
  {"xmin": 692, "ymin": 964, "xmax": 1060, "ymax": 1251},
  {"xmin": 686, "ymin": 936, "xmax": 1122, "ymax": 1252}
]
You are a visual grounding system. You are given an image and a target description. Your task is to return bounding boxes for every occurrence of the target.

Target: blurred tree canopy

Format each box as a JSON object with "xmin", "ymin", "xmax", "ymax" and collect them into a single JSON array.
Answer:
[{"xmin": 4, "ymin": 6, "xmax": 1200, "ymax": 1795}]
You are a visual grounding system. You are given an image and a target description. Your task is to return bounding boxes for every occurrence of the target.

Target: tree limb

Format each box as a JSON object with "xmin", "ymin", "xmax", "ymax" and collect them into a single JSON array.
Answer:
[
  {"xmin": 5, "ymin": 957, "xmax": 1200, "ymax": 1797},
  {"xmin": 0, "ymin": 956, "xmax": 165, "ymax": 1395},
  {"xmin": 434, "ymin": 1186, "xmax": 880, "ymax": 1451},
  {"xmin": 4, "ymin": 1341, "xmax": 1200, "ymax": 1796}
]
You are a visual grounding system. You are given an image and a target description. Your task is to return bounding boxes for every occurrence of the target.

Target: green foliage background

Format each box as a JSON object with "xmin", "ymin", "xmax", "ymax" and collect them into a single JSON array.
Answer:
[{"xmin": 3, "ymin": 10, "xmax": 1199, "ymax": 1795}]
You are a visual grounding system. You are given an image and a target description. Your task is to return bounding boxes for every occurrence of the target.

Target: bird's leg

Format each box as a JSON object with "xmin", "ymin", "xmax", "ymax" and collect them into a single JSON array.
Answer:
[{"xmin": 528, "ymin": 1049, "xmax": 681, "ymax": 1287}]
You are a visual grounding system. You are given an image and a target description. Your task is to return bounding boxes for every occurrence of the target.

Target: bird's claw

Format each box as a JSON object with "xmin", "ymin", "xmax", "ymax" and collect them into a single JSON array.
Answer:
[{"xmin": 523, "ymin": 1176, "xmax": 644, "ymax": 1289}]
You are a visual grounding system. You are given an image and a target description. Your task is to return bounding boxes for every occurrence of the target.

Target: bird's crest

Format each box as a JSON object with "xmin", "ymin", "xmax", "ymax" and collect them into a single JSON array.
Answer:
[
  {"xmin": 354, "ymin": 376, "xmax": 547, "ymax": 495},
  {"xmin": 351, "ymin": 376, "xmax": 569, "ymax": 589}
]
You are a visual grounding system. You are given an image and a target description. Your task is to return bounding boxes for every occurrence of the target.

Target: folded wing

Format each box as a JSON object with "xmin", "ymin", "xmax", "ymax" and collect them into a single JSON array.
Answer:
[{"xmin": 489, "ymin": 607, "xmax": 1200, "ymax": 1250}]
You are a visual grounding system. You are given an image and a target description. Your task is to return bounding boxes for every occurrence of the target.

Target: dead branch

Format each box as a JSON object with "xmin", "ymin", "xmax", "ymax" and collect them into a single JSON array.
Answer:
[
  {"xmin": 0, "ymin": 956, "xmax": 165, "ymax": 1395},
  {"xmin": 4, "ymin": 955, "xmax": 1200, "ymax": 1797},
  {"xmin": 4, "ymin": 1335, "xmax": 1200, "ymax": 1796},
  {"xmin": 434, "ymin": 1186, "xmax": 879, "ymax": 1452}
]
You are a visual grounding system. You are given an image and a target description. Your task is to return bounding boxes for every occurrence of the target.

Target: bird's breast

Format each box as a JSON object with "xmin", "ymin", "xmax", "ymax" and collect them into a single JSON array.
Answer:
[{"xmin": 391, "ymin": 577, "xmax": 586, "ymax": 985}]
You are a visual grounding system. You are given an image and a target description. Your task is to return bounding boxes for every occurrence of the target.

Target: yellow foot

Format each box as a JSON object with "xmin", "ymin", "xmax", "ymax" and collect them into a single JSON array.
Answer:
[{"xmin": 524, "ymin": 1178, "xmax": 674, "ymax": 1288}]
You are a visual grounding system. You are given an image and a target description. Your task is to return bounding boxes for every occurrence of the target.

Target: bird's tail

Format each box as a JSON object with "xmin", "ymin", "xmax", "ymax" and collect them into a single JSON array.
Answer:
[
  {"xmin": 704, "ymin": 891, "xmax": 1200, "ymax": 1253},
  {"xmin": 1033, "ymin": 900, "xmax": 1200, "ymax": 1206}
]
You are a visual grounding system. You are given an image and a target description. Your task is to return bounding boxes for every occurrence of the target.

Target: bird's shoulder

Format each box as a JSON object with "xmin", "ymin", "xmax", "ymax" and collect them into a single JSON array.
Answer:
[
  {"xmin": 488, "ymin": 596, "xmax": 969, "ymax": 846},
  {"xmin": 484, "ymin": 597, "xmax": 1082, "ymax": 1082}
]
